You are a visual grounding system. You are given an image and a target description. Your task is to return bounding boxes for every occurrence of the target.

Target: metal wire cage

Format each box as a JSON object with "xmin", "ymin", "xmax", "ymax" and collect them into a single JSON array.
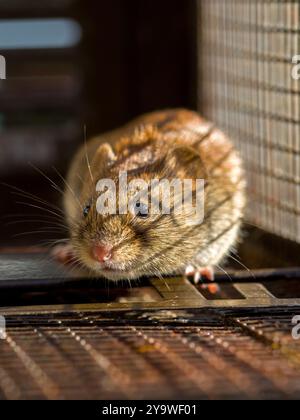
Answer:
[{"xmin": 198, "ymin": 0, "xmax": 300, "ymax": 243}]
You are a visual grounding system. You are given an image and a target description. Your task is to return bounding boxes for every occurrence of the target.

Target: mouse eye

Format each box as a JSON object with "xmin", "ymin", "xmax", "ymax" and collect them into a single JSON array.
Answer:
[
  {"xmin": 134, "ymin": 202, "xmax": 148, "ymax": 218},
  {"xmin": 83, "ymin": 204, "xmax": 91, "ymax": 218}
]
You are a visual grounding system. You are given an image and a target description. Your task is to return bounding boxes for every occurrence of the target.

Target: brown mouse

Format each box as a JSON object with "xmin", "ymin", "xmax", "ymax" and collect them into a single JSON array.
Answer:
[{"xmin": 53, "ymin": 109, "xmax": 246, "ymax": 283}]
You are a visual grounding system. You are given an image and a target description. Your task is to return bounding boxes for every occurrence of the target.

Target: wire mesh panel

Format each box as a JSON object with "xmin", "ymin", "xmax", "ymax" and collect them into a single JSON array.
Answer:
[{"xmin": 198, "ymin": 0, "xmax": 300, "ymax": 242}]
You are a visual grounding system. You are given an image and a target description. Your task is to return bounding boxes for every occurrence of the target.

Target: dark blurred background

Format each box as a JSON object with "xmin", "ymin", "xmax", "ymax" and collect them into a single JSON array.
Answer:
[{"xmin": 0, "ymin": 0, "xmax": 196, "ymax": 247}]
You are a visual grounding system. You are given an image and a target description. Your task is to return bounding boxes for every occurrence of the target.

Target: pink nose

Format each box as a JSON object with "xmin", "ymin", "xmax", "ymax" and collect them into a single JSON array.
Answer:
[{"xmin": 92, "ymin": 245, "xmax": 112, "ymax": 263}]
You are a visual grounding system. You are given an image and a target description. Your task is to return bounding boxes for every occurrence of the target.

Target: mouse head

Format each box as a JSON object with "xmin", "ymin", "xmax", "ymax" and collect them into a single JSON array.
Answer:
[{"xmin": 70, "ymin": 138, "xmax": 207, "ymax": 280}]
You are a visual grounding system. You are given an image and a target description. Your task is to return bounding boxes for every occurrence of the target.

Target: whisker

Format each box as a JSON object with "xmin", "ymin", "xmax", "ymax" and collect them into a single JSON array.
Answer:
[
  {"xmin": 5, "ymin": 219, "xmax": 68, "ymax": 228},
  {"xmin": 216, "ymin": 264, "xmax": 233, "ymax": 282},
  {"xmin": 11, "ymin": 191, "xmax": 65, "ymax": 217},
  {"xmin": 52, "ymin": 166, "xmax": 82, "ymax": 210},
  {"xmin": 45, "ymin": 238, "xmax": 69, "ymax": 245},
  {"xmin": 28, "ymin": 162, "xmax": 65, "ymax": 196},
  {"xmin": 13, "ymin": 229, "xmax": 64, "ymax": 238},
  {"xmin": 15, "ymin": 201, "xmax": 67, "ymax": 221},
  {"xmin": 228, "ymin": 253, "xmax": 256, "ymax": 280},
  {"xmin": 2, "ymin": 213, "xmax": 61, "ymax": 220},
  {"xmin": 1, "ymin": 183, "xmax": 80, "ymax": 227},
  {"xmin": 84, "ymin": 124, "xmax": 94, "ymax": 183},
  {"xmin": 38, "ymin": 238, "xmax": 69, "ymax": 248},
  {"xmin": 2, "ymin": 182, "xmax": 65, "ymax": 216}
]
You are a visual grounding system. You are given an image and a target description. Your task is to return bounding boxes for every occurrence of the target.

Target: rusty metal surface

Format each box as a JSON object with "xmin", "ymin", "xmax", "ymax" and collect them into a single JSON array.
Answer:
[
  {"xmin": 0, "ymin": 253, "xmax": 300, "ymax": 399},
  {"xmin": 0, "ymin": 309, "xmax": 300, "ymax": 400}
]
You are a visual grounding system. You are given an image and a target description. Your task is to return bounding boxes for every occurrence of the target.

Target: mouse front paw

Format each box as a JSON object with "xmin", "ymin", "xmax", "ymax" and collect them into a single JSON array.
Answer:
[
  {"xmin": 51, "ymin": 243, "xmax": 76, "ymax": 265},
  {"xmin": 184, "ymin": 264, "xmax": 215, "ymax": 284},
  {"xmin": 184, "ymin": 265, "xmax": 219, "ymax": 294}
]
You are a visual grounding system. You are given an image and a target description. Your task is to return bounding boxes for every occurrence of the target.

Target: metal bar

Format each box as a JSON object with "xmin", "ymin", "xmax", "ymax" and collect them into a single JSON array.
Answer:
[{"xmin": 233, "ymin": 283, "xmax": 275, "ymax": 299}]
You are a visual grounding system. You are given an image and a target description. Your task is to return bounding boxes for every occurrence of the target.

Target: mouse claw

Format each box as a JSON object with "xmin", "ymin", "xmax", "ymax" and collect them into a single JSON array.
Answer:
[
  {"xmin": 184, "ymin": 265, "xmax": 215, "ymax": 285},
  {"xmin": 199, "ymin": 266, "xmax": 215, "ymax": 282},
  {"xmin": 51, "ymin": 243, "xmax": 76, "ymax": 265},
  {"xmin": 200, "ymin": 283, "xmax": 220, "ymax": 294},
  {"xmin": 185, "ymin": 264, "xmax": 200, "ymax": 284}
]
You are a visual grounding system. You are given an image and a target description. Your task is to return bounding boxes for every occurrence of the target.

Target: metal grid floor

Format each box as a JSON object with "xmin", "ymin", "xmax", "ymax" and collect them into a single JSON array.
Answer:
[
  {"xmin": 1, "ymin": 253, "xmax": 300, "ymax": 400},
  {"xmin": 0, "ymin": 308, "xmax": 300, "ymax": 400}
]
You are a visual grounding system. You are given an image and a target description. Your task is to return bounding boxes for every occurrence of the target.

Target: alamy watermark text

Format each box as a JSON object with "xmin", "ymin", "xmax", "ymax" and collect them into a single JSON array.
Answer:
[
  {"xmin": 0, "ymin": 55, "xmax": 6, "ymax": 80},
  {"xmin": 0, "ymin": 316, "xmax": 6, "ymax": 340},
  {"xmin": 94, "ymin": 171, "xmax": 205, "ymax": 226}
]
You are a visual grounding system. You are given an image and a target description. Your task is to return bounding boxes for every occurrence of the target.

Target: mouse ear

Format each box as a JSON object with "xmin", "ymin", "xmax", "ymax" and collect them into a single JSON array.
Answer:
[
  {"xmin": 165, "ymin": 146, "xmax": 204, "ymax": 178},
  {"xmin": 91, "ymin": 143, "xmax": 117, "ymax": 172}
]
